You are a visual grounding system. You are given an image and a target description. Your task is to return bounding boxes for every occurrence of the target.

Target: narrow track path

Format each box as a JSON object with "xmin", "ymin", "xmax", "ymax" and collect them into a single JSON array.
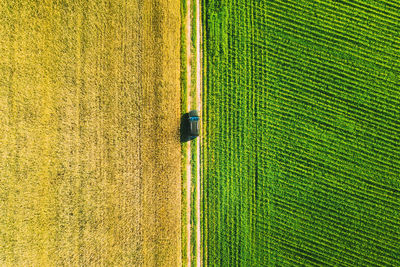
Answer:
[
  {"xmin": 185, "ymin": 0, "xmax": 192, "ymax": 266},
  {"xmin": 186, "ymin": 0, "xmax": 202, "ymax": 266},
  {"xmin": 195, "ymin": 1, "xmax": 202, "ymax": 266}
]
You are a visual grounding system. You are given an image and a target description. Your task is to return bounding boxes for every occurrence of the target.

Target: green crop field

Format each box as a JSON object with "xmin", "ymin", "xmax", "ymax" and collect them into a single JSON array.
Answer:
[{"xmin": 202, "ymin": 0, "xmax": 400, "ymax": 266}]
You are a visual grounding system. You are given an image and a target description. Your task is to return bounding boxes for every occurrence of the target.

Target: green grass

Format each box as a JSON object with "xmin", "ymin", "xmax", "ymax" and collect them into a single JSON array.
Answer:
[
  {"xmin": 181, "ymin": 0, "xmax": 200, "ymax": 265},
  {"xmin": 202, "ymin": 0, "xmax": 400, "ymax": 266}
]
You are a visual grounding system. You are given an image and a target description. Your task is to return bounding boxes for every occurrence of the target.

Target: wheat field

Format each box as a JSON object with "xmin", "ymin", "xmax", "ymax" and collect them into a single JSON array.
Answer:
[{"xmin": 0, "ymin": 0, "xmax": 181, "ymax": 266}]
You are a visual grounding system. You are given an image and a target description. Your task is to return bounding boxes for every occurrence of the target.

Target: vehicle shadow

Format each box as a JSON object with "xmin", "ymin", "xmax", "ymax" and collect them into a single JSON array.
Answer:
[{"xmin": 180, "ymin": 113, "xmax": 191, "ymax": 143}]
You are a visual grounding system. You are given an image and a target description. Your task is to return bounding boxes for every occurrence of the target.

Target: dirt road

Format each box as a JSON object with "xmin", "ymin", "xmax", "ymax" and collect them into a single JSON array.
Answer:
[
  {"xmin": 185, "ymin": 0, "xmax": 202, "ymax": 265},
  {"xmin": 0, "ymin": 1, "xmax": 181, "ymax": 266}
]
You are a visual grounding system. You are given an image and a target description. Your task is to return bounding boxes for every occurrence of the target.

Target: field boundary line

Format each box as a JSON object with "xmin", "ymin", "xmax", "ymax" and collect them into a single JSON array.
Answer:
[{"xmin": 186, "ymin": 0, "xmax": 192, "ymax": 266}]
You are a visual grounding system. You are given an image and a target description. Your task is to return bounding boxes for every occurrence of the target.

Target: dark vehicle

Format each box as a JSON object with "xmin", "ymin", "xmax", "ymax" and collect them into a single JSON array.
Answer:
[
  {"xmin": 188, "ymin": 110, "xmax": 200, "ymax": 138},
  {"xmin": 180, "ymin": 110, "xmax": 200, "ymax": 142}
]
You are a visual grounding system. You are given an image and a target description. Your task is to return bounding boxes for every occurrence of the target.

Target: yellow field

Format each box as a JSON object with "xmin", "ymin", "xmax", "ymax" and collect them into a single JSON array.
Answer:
[{"xmin": 0, "ymin": 0, "xmax": 181, "ymax": 265}]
